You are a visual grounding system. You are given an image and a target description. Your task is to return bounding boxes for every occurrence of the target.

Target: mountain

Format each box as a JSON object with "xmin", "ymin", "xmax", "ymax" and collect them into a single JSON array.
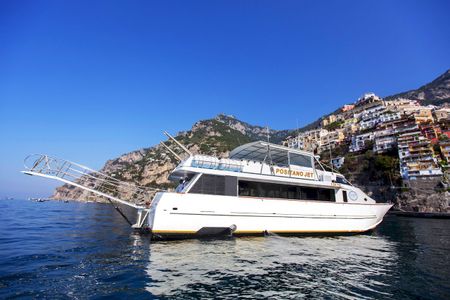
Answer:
[
  {"xmin": 385, "ymin": 69, "xmax": 450, "ymax": 105},
  {"xmin": 214, "ymin": 114, "xmax": 291, "ymax": 143},
  {"xmin": 52, "ymin": 114, "xmax": 291, "ymax": 202}
]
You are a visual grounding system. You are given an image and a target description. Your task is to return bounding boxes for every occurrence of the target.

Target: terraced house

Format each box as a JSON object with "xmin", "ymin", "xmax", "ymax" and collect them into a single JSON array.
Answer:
[{"xmin": 285, "ymin": 92, "xmax": 450, "ymax": 187}]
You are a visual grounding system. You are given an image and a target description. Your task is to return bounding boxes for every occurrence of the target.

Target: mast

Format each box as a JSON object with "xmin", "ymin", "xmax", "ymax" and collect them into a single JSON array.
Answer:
[{"xmin": 163, "ymin": 131, "xmax": 192, "ymax": 156}]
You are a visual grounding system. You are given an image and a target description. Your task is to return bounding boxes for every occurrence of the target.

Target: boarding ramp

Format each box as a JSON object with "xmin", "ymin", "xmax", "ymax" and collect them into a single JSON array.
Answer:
[{"xmin": 22, "ymin": 154, "xmax": 162, "ymax": 228}]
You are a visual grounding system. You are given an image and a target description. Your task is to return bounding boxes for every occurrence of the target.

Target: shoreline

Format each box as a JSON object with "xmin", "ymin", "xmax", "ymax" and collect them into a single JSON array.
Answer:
[{"xmin": 388, "ymin": 210, "xmax": 450, "ymax": 219}]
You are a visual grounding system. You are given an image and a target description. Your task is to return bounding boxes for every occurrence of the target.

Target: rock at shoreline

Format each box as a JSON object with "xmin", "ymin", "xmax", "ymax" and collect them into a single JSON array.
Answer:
[{"xmin": 396, "ymin": 190, "xmax": 450, "ymax": 213}]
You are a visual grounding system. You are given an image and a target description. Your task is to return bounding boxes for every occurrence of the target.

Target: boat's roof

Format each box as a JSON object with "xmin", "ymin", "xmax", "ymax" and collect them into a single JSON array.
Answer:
[{"xmin": 229, "ymin": 141, "xmax": 315, "ymax": 163}]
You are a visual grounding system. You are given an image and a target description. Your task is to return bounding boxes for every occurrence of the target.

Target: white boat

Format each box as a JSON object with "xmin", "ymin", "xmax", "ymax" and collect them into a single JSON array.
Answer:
[
  {"xmin": 149, "ymin": 141, "xmax": 392, "ymax": 239},
  {"xmin": 22, "ymin": 137, "xmax": 392, "ymax": 240}
]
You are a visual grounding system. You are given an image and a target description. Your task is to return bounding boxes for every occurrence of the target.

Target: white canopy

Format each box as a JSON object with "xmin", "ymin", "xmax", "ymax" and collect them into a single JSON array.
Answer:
[{"xmin": 229, "ymin": 141, "xmax": 315, "ymax": 167}]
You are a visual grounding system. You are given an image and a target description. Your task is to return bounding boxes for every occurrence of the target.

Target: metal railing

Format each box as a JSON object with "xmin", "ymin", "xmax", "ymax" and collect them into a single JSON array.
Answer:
[{"xmin": 23, "ymin": 154, "xmax": 163, "ymax": 209}]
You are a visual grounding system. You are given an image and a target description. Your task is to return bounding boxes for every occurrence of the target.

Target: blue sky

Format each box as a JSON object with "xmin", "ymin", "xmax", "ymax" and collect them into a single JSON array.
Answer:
[{"xmin": 1, "ymin": 0, "xmax": 449, "ymax": 198}]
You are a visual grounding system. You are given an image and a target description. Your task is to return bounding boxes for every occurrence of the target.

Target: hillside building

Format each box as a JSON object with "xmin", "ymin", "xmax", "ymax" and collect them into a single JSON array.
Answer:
[
  {"xmin": 357, "ymin": 106, "xmax": 386, "ymax": 130},
  {"xmin": 420, "ymin": 124, "xmax": 442, "ymax": 141},
  {"xmin": 285, "ymin": 128, "xmax": 329, "ymax": 153},
  {"xmin": 319, "ymin": 130, "xmax": 345, "ymax": 152},
  {"xmin": 358, "ymin": 110, "xmax": 402, "ymax": 131},
  {"xmin": 321, "ymin": 114, "xmax": 337, "ymax": 127},
  {"xmin": 434, "ymin": 107, "xmax": 450, "ymax": 122},
  {"xmin": 342, "ymin": 118, "xmax": 359, "ymax": 135},
  {"xmin": 352, "ymin": 93, "xmax": 385, "ymax": 115},
  {"xmin": 349, "ymin": 132, "xmax": 375, "ymax": 152},
  {"xmin": 373, "ymin": 129, "xmax": 397, "ymax": 154},
  {"xmin": 384, "ymin": 99, "xmax": 419, "ymax": 113},
  {"xmin": 413, "ymin": 107, "xmax": 434, "ymax": 124},
  {"xmin": 342, "ymin": 104, "xmax": 355, "ymax": 112},
  {"xmin": 439, "ymin": 141, "xmax": 450, "ymax": 163},
  {"xmin": 331, "ymin": 157, "xmax": 345, "ymax": 169},
  {"xmin": 397, "ymin": 129, "xmax": 442, "ymax": 181}
]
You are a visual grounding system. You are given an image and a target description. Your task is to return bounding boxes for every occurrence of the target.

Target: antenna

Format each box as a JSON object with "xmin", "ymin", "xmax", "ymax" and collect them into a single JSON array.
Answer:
[
  {"xmin": 265, "ymin": 126, "xmax": 274, "ymax": 168},
  {"xmin": 163, "ymin": 131, "xmax": 192, "ymax": 156},
  {"xmin": 328, "ymin": 134, "xmax": 334, "ymax": 173},
  {"xmin": 160, "ymin": 141, "xmax": 182, "ymax": 161}
]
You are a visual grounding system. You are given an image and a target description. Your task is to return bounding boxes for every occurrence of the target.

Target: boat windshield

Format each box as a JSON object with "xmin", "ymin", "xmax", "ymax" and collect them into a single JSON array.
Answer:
[
  {"xmin": 335, "ymin": 176, "xmax": 351, "ymax": 185},
  {"xmin": 289, "ymin": 153, "xmax": 313, "ymax": 168}
]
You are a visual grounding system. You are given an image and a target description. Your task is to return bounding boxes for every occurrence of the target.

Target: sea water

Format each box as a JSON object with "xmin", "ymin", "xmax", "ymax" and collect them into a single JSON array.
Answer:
[{"xmin": 1, "ymin": 199, "xmax": 449, "ymax": 299}]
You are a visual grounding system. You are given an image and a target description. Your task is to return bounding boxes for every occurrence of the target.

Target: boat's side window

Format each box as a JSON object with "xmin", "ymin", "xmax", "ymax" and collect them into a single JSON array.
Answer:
[
  {"xmin": 342, "ymin": 190, "xmax": 348, "ymax": 203},
  {"xmin": 317, "ymin": 188, "xmax": 335, "ymax": 201},
  {"xmin": 287, "ymin": 186, "xmax": 297, "ymax": 199},
  {"xmin": 301, "ymin": 187, "xmax": 318, "ymax": 200},
  {"xmin": 238, "ymin": 181, "xmax": 258, "ymax": 197},
  {"xmin": 238, "ymin": 180, "xmax": 335, "ymax": 202},
  {"xmin": 289, "ymin": 153, "xmax": 313, "ymax": 168},
  {"xmin": 189, "ymin": 175, "xmax": 237, "ymax": 196},
  {"xmin": 238, "ymin": 181, "xmax": 250, "ymax": 196}
]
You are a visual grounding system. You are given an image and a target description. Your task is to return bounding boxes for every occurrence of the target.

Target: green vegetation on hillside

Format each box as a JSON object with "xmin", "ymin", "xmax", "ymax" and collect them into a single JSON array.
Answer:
[
  {"xmin": 339, "ymin": 147, "xmax": 401, "ymax": 187},
  {"xmin": 178, "ymin": 119, "xmax": 253, "ymax": 155},
  {"xmin": 324, "ymin": 120, "xmax": 344, "ymax": 131}
]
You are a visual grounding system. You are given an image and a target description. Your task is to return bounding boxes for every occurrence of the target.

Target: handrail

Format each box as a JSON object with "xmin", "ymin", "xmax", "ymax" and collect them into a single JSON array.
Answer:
[{"xmin": 23, "ymin": 154, "xmax": 164, "ymax": 209}]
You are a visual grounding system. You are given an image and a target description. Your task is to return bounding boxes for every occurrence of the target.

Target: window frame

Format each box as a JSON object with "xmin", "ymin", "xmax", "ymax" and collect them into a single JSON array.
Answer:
[
  {"xmin": 238, "ymin": 180, "xmax": 336, "ymax": 202},
  {"xmin": 288, "ymin": 152, "xmax": 313, "ymax": 168},
  {"xmin": 187, "ymin": 174, "xmax": 238, "ymax": 196}
]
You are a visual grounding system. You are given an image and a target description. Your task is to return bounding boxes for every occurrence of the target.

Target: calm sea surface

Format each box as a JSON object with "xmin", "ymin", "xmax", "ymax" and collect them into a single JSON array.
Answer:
[{"xmin": 1, "ymin": 199, "xmax": 449, "ymax": 299}]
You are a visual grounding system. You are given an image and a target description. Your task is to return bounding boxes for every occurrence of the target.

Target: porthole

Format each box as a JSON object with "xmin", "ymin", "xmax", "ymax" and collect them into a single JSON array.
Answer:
[{"xmin": 349, "ymin": 191, "xmax": 358, "ymax": 201}]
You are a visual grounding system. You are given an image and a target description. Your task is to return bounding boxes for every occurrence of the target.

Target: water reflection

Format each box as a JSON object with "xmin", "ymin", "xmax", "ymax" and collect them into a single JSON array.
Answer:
[
  {"xmin": 145, "ymin": 235, "xmax": 398, "ymax": 298},
  {"xmin": 378, "ymin": 216, "xmax": 450, "ymax": 299}
]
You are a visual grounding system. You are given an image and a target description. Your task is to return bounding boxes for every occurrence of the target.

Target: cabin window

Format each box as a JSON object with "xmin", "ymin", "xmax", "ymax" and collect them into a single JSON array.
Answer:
[
  {"xmin": 238, "ymin": 180, "xmax": 335, "ymax": 202},
  {"xmin": 342, "ymin": 190, "xmax": 348, "ymax": 203},
  {"xmin": 336, "ymin": 176, "xmax": 351, "ymax": 185},
  {"xmin": 317, "ymin": 188, "xmax": 334, "ymax": 201},
  {"xmin": 272, "ymin": 155, "xmax": 289, "ymax": 167},
  {"xmin": 238, "ymin": 181, "xmax": 251, "ymax": 196},
  {"xmin": 287, "ymin": 186, "xmax": 297, "ymax": 199},
  {"xmin": 188, "ymin": 174, "xmax": 237, "ymax": 196},
  {"xmin": 289, "ymin": 153, "xmax": 313, "ymax": 168}
]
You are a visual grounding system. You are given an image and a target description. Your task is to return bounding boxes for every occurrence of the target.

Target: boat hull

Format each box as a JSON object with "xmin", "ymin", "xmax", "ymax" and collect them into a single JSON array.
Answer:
[{"xmin": 148, "ymin": 192, "xmax": 393, "ymax": 240}]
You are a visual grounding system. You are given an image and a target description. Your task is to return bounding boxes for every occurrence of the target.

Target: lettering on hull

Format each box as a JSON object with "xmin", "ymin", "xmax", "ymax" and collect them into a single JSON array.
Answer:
[{"xmin": 275, "ymin": 168, "xmax": 315, "ymax": 179}]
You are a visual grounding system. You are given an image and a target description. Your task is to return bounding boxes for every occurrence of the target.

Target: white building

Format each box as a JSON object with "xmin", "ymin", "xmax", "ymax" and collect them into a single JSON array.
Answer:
[
  {"xmin": 285, "ymin": 128, "xmax": 329, "ymax": 152},
  {"xmin": 384, "ymin": 98, "xmax": 419, "ymax": 113},
  {"xmin": 331, "ymin": 157, "xmax": 345, "ymax": 169},
  {"xmin": 379, "ymin": 112, "xmax": 401, "ymax": 123},
  {"xmin": 350, "ymin": 132, "xmax": 375, "ymax": 152},
  {"xmin": 373, "ymin": 129, "xmax": 397, "ymax": 153}
]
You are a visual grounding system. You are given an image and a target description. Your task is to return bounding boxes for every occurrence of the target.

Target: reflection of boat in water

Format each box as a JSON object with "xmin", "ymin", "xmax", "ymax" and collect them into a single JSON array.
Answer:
[
  {"xmin": 22, "ymin": 133, "xmax": 392, "ymax": 240},
  {"xmin": 144, "ymin": 235, "xmax": 397, "ymax": 297}
]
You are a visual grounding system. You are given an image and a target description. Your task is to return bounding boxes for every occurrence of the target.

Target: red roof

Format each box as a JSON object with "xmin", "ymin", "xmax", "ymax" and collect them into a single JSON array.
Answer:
[{"xmin": 432, "ymin": 131, "xmax": 450, "ymax": 144}]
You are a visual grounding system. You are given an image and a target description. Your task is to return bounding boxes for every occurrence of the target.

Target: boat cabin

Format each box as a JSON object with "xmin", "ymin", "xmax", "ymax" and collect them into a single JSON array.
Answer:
[{"xmin": 169, "ymin": 141, "xmax": 372, "ymax": 204}]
